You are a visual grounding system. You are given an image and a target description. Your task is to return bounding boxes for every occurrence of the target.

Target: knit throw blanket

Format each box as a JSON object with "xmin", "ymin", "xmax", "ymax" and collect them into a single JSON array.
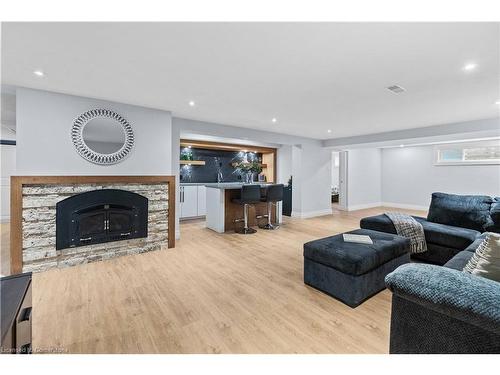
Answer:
[{"xmin": 385, "ymin": 212, "xmax": 427, "ymax": 254}]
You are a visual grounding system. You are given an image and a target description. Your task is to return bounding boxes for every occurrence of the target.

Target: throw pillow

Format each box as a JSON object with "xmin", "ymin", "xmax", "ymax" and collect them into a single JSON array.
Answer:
[{"xmin": 463, "ymin": 232, "xmax": 500, "ymax": 282}]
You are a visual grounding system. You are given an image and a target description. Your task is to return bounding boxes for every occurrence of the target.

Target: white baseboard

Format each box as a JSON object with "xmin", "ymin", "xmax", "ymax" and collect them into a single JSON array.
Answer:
[
  {"xmin": 0, "ymin": 216, "xmax": 10, "ymax": 223},
  {"xmin": 381, "ymin": 202, "xmax": 428, "ymax": 211},
  {"xmin": 291, "ymin": 208, "xmax": 333, "ymax": 219},
  {"xmin": 346, "ymin": 202, "xmax": 382, "ymax": 211}
]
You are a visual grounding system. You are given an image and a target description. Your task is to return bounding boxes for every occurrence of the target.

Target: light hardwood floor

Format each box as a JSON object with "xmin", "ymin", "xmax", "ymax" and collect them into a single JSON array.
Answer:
[{"xmin": 1, "ymin": 207, "xmax": 425, "ymax": 353}]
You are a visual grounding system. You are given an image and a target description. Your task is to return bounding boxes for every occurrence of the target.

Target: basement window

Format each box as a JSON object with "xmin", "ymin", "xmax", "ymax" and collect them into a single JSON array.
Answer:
[{"xmin": 435, "ymin": 140, "xmax": 500, "ymax": 165}]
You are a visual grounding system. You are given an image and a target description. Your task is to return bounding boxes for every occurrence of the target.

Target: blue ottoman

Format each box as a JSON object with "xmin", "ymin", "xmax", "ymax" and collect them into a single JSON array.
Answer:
[{"xmin": 303, "ymin": 229, "xmax": 410, "ymax": 307}]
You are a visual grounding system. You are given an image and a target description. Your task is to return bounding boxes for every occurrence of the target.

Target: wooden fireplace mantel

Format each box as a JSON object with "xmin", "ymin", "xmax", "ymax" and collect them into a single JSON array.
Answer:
[{"xmin": 10, "ymin": 175, "xmax": 176, "ymax": 274}]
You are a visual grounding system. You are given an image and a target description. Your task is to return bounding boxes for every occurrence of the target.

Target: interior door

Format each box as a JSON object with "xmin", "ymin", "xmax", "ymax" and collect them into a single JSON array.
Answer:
[{"xmin": 338, "ymin": 151, "xmax": 348, "ymax": 210}]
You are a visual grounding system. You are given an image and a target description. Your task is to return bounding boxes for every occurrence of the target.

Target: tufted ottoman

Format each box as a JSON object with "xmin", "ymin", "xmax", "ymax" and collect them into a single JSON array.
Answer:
[{"xmin": 303, "ymin": 229, "xmax": 410, "ymax": 307}]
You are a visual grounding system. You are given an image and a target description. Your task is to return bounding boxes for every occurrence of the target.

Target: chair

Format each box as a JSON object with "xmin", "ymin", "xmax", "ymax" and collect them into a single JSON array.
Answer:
[
  {"xmin": 259, "ymin": 184, "xmax": 283, "ymax": 230},
  {"xmin": 232, "ymin": 184, "xmax": 262, "ymax": 234}
]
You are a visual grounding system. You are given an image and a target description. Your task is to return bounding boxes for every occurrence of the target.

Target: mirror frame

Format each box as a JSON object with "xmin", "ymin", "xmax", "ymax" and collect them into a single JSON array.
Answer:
[{"xmin": 71, "ymin": 109, "xmax": 134, "ymax": 165}]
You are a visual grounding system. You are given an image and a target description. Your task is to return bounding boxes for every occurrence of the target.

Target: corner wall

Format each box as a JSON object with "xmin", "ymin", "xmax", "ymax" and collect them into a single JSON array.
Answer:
[{"xmin": 346, "ymin": 148, "xmax": 382, "ymax": 210}]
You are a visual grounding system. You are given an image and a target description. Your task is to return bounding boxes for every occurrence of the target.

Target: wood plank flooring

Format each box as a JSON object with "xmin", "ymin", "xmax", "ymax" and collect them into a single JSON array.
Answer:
[{"xmin": 2, "ymin": 207, "xmax": 425, "ymax": 353}]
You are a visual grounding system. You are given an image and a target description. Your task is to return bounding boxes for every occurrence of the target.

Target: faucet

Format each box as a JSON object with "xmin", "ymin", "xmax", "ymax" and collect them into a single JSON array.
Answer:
[
  {"xmin": 217, "ymin": 170, "xmax": 224, "ymax": 183},
  {"xmin": 214, "ymin": 157, "xmax": 224, "ymax": 183}
]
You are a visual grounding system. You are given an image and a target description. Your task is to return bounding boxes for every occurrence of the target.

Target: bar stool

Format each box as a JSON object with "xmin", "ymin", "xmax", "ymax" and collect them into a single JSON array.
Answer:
[
  {"xmin": 232, "ymin": 184, "xmax": 261, "ymax": 234},
  {"xmin": 259, "ymin": 184, "xmax": 284, "ymax": 230}
]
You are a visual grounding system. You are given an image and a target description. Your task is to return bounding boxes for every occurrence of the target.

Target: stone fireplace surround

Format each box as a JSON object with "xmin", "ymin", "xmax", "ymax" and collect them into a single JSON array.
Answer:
[{"xmin": 10, "ymin": 176, "xmax": 175, "ymax": 274}]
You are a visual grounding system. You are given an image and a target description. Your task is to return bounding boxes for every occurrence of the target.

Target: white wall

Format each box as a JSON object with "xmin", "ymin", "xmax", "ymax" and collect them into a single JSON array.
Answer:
[
  {"xmin": 294, "ymin": 142, "xmax": 332, "ymax": 217},
  {"xmin": 16, "ymin": 88, "xmax": 172, "ymax": 175},
  {"xmin": 0, "ymin": 143, "xmax": 16, "ymax": 222},
  {"xmin": 1, "ymin": 125, "xmax": 17, "ymax": 222},
  {"xmin": 381, "ymin": 145, "xmax": 500, "ymax": 209},
  {"xmin": 346, "ymin": 148, "xmax": 382, "ymax": 210},
  {"xmin": 277, "ymin": 145, "xmax": 292, "ymax": 185}
]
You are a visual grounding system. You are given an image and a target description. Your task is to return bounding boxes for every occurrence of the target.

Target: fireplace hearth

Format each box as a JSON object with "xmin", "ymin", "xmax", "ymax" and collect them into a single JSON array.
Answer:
[{"xmin": 56, "ymin": 189, "xmax": 148, "ymax": 250}]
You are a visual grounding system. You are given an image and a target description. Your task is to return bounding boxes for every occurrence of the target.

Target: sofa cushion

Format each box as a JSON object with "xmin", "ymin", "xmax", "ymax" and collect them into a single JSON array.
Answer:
[
  {"xmin": 484, "ymin": 198, "xmax": 500, "ymax": 233},
  {"xmin": 360, "ymin": 214, "xmax": 397, "ymax": 234},
  {"xmin": 303, "ymin": 229, "xmax": 410, "ymax": 276},
  {"xmin": 361, "ymin": 214, "xmax": 480, "ymax": 250},
  {"xmin": 413, "ymin": 217, "xmax": 480, "ymax": 250},
  {"xmin": 444, "ymin": 251, "xmax": 475, "ymax": 271},
  {"xmin": 412, "ymin": 243, "xmax": 462, "ymax": 265},
  {"xmin": 427, "ymin": 192, "xmax": 494, "ymax": 232}
]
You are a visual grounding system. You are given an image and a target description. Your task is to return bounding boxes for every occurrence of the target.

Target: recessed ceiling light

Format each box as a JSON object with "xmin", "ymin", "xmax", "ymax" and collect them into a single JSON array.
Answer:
[
  {"xmin": 33, "ymin": 70, "xmax": 44, "ymax": 77},
  {"xmin": 271, "ymin": 118, "xmax": 277, "ymax": 123},
  {"xmin": 495, "ymin": 100, "xmax": 500, "ymax": 105},
  {"xmin": 399, "ymin": 144, "xmax": 405, "ymax": 148},
  {"xmin": 463, "ymin": 63, "xmax": 477, "ymax": 72},
  {"xmin": 188, "ymin": 100, "xmax": 195, "ymax": 107},
  {"xmin": 327, "ymin": 129, "xmax": 332, "ymax": 133}
]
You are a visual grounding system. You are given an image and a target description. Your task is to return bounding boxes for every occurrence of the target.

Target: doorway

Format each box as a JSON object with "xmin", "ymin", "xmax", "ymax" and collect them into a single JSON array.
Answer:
[{"xmin": 331, "ymin": 151, "xmax": 347, "ymax": 211}]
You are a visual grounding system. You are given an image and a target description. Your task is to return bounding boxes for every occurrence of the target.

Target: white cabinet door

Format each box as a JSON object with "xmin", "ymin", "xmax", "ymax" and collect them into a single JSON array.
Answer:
[
  {"xmin": 197, "ymin": 186, "xmax": 206, "ymax": 216},
  {"xmin": 180, "ymin": 186, "xmax": 198, "ymax": 218}
]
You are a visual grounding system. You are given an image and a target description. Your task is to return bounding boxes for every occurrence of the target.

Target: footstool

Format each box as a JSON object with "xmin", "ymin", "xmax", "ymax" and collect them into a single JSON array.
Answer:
[{"xmin": 303, "ymin": 229, "xmax": 410, "ymax": 307}]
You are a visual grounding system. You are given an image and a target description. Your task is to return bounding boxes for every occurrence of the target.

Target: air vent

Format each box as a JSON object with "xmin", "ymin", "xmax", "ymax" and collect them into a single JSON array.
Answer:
[{"xmin": 386, "ymin": 85, "xmax": 406, "ymax": 94}]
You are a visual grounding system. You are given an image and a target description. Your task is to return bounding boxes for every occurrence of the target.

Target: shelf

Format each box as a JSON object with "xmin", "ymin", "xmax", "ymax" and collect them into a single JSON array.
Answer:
[
  {"xmin": 231, "ymin": 162, "xmax": 268, "ymax": 168},
  {"xmin": 180, "ymin": 160, "xmax": 206, "ymax": 166}
]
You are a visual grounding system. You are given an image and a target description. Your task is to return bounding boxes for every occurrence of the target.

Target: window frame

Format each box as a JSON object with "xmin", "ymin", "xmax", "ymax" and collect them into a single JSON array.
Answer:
[{"xmin": 434, "ymin": 140, "xmax": 500, "ymax": 166}]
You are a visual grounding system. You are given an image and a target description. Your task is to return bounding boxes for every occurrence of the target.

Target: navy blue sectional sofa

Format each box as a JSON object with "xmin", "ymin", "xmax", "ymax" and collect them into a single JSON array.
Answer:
[
  {"xmin": 360, "ymin": 192, "xmax": 500, "ymax": 353},
  {"xmin": 385, "ymin": 234, "xmax": 500, "ymax": 353},
  {"xmin": 360, "ymin": 192, "xmax": 500, "ymax": 265}
]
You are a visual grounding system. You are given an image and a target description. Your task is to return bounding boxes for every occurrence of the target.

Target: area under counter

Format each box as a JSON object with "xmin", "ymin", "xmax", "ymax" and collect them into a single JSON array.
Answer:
[{"xmin": 205, "ymin": 184, "xmax": 282, "ymax": 233}]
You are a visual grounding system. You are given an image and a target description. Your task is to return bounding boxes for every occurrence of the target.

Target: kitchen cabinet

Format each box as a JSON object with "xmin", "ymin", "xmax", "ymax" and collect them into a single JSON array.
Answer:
[
  {"xmin": 179, "ymin": 185, "xmax": 198, "ymax": 219},
  {"xmin": 197, "ymin": 186, "xmax": 206, "ymax": 216}
]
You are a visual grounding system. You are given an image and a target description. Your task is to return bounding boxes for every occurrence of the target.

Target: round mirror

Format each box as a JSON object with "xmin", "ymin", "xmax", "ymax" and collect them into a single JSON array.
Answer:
[
  {"xmin": 82, "ymin": 117, "xmax": 126, "ymax": 154},
  {"xmin": 71, "ymin": 109, "xmax": 134, "ymax": 165}
]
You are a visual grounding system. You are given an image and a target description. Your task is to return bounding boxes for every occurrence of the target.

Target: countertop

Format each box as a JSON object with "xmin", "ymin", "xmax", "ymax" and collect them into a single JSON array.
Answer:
[{"xmin": 181, "ymin": 182, "xmax": 276, "ymax": 190}]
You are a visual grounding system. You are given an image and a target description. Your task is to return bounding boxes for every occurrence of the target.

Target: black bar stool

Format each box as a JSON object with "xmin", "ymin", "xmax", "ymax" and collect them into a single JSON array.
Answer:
[
  {"xmin": 259, "ymin": 184, "xmax": 284, "ymax": 230},
  {"xmin": 232, "ymin": 184, "xmax": 261, "ymax": 234}
]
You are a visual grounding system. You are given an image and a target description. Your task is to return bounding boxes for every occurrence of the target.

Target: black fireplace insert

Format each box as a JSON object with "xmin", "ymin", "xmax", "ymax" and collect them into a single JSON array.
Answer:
[{"xmin": 56, "ymin": 189, "xmax": 148, "ymax": 250}]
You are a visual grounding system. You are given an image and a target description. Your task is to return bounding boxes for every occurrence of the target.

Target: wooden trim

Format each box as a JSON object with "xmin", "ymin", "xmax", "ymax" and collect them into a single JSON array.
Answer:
[
  {"xmin": 167, "ymin": 177, "xmax": 176, "ymax": 249},
  {"xmin": 9, "ymin": 175, "xmax": 175, "ymax": 185},
  {"xmin": 10, "ymin": 177, "xmax": 23, "ymax": 275},
  {"xmin": 180, "ymin": 139, "xmax": 276, "ymax": 154},
  {"xmin": 179, "ymin": 160, "xmax": 206, "ymax": 165},
  {"xmin": 10, "ymin": 175, "xmax": 176, "ymax": 275}
]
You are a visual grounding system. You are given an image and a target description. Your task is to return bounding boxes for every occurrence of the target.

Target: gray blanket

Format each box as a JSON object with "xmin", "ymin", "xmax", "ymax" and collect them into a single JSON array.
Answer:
[{"xmin": 385, "ymin": 212, "xmax": 427, "ymax": 254}]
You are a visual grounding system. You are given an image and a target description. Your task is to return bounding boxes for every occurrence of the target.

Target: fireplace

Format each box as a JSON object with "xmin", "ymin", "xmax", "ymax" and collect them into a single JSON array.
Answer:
[{"xmin": 56, "ymin": 189, "xmax": 148, "ymax": 250}]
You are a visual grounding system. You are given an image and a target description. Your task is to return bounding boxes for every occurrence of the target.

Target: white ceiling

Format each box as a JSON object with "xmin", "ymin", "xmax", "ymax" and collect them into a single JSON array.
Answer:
[{"xmin": 2, "ymin": 22, "xmax": 499, "ymax": 140}]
